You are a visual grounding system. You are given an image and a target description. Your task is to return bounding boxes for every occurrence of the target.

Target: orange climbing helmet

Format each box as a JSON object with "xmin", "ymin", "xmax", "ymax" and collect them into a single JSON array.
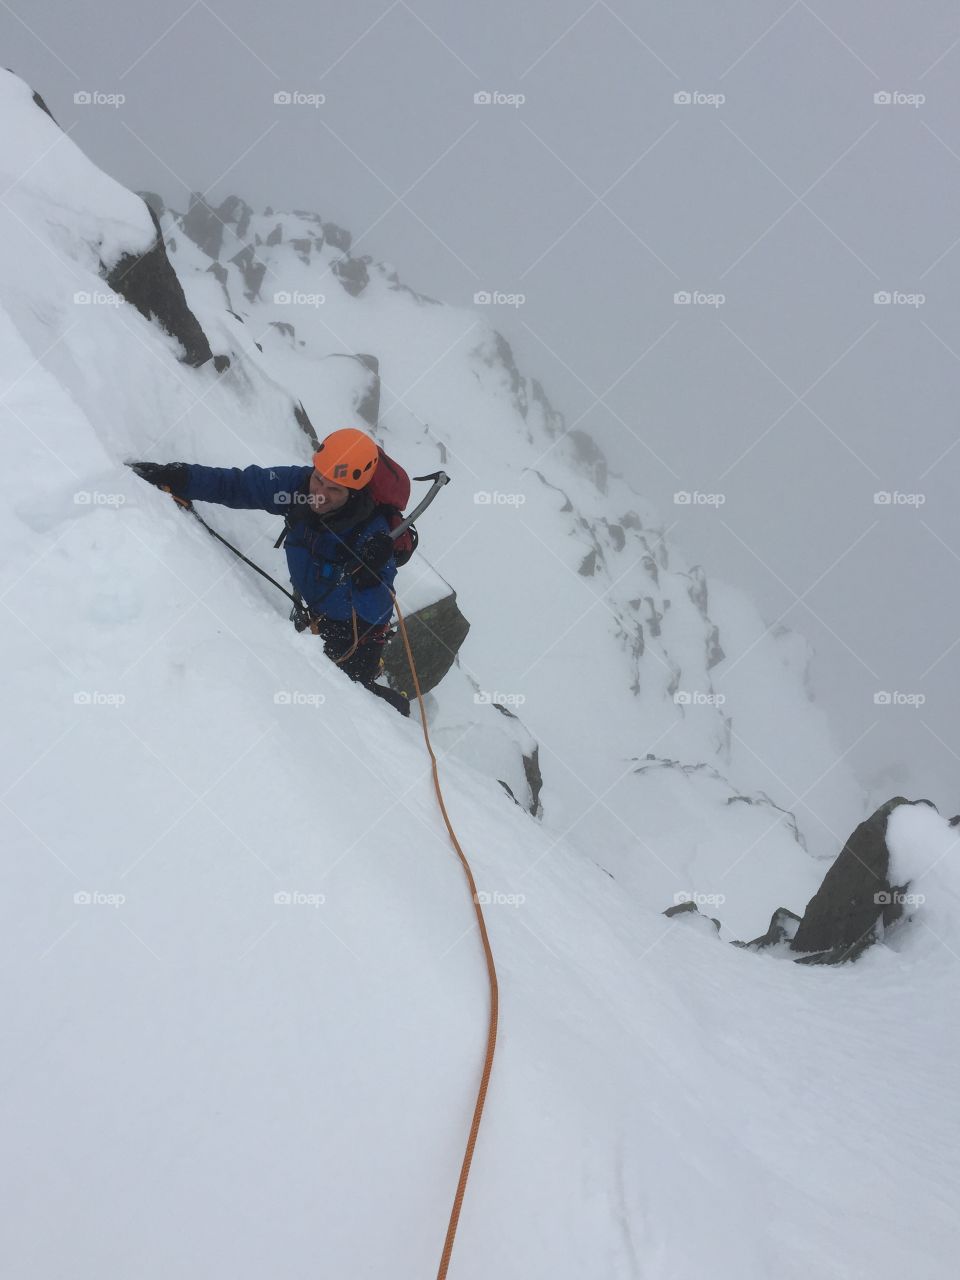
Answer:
[{"xmin": 312, "ymin": 428, "xmax": 380, "ymax": 489}]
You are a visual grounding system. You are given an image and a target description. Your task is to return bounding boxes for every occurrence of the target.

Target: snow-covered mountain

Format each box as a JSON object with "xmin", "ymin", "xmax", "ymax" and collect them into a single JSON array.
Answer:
[
  {"xmin": 2, "ymin": 68, "xmax": 959, "ymax": 1279},
  {"xmin": 140, "ymin": 168, "xmax": 870, "ymax": 923}
]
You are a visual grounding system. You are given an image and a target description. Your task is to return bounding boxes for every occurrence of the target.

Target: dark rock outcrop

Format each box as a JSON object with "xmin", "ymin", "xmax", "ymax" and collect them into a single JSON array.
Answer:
[
  {"xmin": 789, "ymin": 797, "xmax": 928, "ymax": 964},
  {"xmin": 324, "ymin": 353, "xmax": 381, "ymax": 427},
  {"xmin": 31, "ymin": 86, "xmax": 58, "ymax": 123},
  {"xmin": 229, "ymin": 243, "xmax": 266, "ymax": 301},
  {"xmin": 733, "ymin": 907, "xmax": 801, "ymax": 952},
  {"xmin": 323, "ymin": 221, "xmax": 352, "ymax": 252},
  {"xmin": 137, "ymin": 190, "xmax": 165, "ymax": 219},
  {"xmin": 182, "ymin": 193, "xmax": 224, "ymax": 259},
  {"xmin": 181, "ymin": 192, "xmax": 253, "ymax": 259},
  {"xmin": 332, "ymin": 255, "xmax": 370, "ymax": 297},
  {"xmin": 269, "ymin": 321, "xmax": 296, "ymax": 344},
  {"xmin": 352, "ymin": 353, "xmax": 380, "ymax": 426},
  {"xmin": 663, "ymin": 900, "xmax": 721, "ymax": 933},
  {"xmin": 491, "ymin": 702, "xmax": 543, "ymax": 818},
  {"xmin": 294, "ymin": 404, "xmax": 315, "ymax": 444},
  {"xmin": 106, "ymin": 202, "xmax": 220, "ymax": 369},
  {"xmin": 565, "ymin": 429, "xmax": 608, "ymax": 493},
  {"xmin": 381, "ymin": 592, "xmax": 470, "ymax": 695}
]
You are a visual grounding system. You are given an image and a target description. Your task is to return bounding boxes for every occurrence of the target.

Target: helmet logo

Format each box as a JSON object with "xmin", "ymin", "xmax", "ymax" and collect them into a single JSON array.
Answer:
[{"xmin": 333, "ymin": 463, "xmax": 347, "ymax": 478}]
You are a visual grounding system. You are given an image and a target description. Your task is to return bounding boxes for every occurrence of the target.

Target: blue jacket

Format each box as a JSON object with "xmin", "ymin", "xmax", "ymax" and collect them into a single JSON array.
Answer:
[{"xmin": 180, "ymin": 463, "xmax": 397, "ymax": 624}]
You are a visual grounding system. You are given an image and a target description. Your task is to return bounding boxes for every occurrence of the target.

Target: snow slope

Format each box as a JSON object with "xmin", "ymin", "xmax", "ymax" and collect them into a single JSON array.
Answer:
[{"xmin": 2, "ymin": 70, "xmax": 959, "ymax": 1279}]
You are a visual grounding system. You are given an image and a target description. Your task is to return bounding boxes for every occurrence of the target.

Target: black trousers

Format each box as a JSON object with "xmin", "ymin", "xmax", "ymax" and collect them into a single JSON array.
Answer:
[{"xmin": 312, "ymin": 615, "xmax": 410, "ymax": 717}]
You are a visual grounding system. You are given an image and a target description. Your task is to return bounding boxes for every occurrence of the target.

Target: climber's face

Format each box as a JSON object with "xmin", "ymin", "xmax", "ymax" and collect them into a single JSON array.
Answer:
[{"xmin": 308, "ymin": 469, "xmax": 350, "ymax": 513}]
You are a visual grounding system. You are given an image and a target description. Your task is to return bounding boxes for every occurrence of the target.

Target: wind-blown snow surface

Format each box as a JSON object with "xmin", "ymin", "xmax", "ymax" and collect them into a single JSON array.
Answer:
[{"xmin": 2, "ymin": 70, "xmax": 959, "ymax": 1278}]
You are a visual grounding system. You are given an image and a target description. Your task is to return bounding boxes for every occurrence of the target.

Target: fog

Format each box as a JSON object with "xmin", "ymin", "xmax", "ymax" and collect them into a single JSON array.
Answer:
[{"xmin": 8, "ymin": 0, "xmax": 960, "ymax": 807}]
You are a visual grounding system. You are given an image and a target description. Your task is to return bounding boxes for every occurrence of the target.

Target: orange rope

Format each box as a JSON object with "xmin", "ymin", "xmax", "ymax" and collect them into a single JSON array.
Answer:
[
  {"xmin": 331, "ymin": 607, "xmax": 359, "ymax": 664},
  {"xmin": 391, "ymin": 592, "xmax": 500, "ymax": 1280}
]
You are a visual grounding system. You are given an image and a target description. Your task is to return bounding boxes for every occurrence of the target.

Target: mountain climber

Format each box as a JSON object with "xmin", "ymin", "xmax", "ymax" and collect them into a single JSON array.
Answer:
[{"xmin": 130, "ymin": 427, "xmax": 410, "ymax": 716}]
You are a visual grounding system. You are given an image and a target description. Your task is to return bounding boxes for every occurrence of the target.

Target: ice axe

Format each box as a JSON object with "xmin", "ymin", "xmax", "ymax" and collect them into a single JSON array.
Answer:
[{"xmin": 389, "ymin": 470, "xmax": 450, "ymax": 541}]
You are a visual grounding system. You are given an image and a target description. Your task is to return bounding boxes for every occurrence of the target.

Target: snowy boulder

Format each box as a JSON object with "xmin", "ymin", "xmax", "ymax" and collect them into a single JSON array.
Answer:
[
  {"xmin": 411, "ymin": 667, "xmax": 545, "ymax": 817},
  {"xmin": 490, "ymin": 702, "xmax": 543, "ymax": 817},
  {"xmin": 381, "ymin": 567, "xmax": 470, "ymax": 696},
  {"xmin": 790, "ymin": 797, "xmax": 926, "ymax": 964}
]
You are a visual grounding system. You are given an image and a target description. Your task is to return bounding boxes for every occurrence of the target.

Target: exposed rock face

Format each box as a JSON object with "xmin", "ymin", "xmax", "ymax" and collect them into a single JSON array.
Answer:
[
  {"xmin": 332, "ymin": 255, "xmax": 370, "ymax": 297},
  {"xmin": 30, "ymin": 85, "xmax": 58, "ymax": 123},
  {"xmin": 229, "ymin": 243, "xmax": 266, "ymax": 301},
  {"xmin": 106, "ymin": 202, "xmax": 219, "ymax": 369},
  {"xmin": 489, "ymin": 702, "xmax": 543, "ymax": 818},
  {"xmin": 323, "ymin": 221, "xmax": 352, "ymax": 252},
  {"xmin": 352, "ymin": 353, "xmax": 380, "ymax": 427},
  {"xmin": 182, "ymin": 193, "xmax": 224, "ymax": 259},
  {"xmin": 321, "ymin": 353, "xmax": 381, "ymax": 428},
  {"xmin": 522, "ymin": 742, "xmax": 543, "ymax": 816},
  {"xmin": 137, "ymin": 190, "xmax": 165, "ymax": 219},
  {"xmin": 381, "ymin": 593, "xmax": 470, "ymax": 695},
  {"xmin": 470, "ymin": 332, "xmax": 565, "ymax": 442},
  {"xmin": 564, "ymin": 429, "xmax": 608, "ymax": 493},
  {"xmin": 789, "ymin": 797, "xmax": 927, "ymax": 964},
  {"xmin": 9, "ymin": 79, "xmax": 218, "ymax": 370},
  {"xmin": 181, "ymin": 192, "xmax": 254, "ymax": 259},
  {"xmin": 732, "ymin": 907, "xmax": 801, "ymax": 952}
]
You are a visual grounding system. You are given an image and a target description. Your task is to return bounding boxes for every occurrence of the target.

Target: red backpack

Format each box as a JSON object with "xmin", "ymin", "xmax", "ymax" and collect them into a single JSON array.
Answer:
[{"xmin": 370, "ymin": 447, "xmax": 418, "ymax": 566}]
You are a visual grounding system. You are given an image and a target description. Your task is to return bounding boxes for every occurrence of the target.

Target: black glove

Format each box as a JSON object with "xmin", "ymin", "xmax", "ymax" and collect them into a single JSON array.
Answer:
[
  {"xmin": 129, "ymin": 461, "xmax": 189, "ymax": 496},
  {"xmin": 351, "ymin": 531, "xmax": 394, "ymax": 589}
]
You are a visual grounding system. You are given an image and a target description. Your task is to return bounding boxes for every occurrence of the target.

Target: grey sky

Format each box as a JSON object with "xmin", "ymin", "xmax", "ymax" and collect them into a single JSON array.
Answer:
[{"xmin": 7, "ymin": 0, "xmax": 960, "ymax": 810}]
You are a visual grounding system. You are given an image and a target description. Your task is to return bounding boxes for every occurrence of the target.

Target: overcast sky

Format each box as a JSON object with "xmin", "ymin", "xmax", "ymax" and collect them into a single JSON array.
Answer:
[{"xmin": 7, "ymin": 0, "xmax": 960, "ymax": 811}]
